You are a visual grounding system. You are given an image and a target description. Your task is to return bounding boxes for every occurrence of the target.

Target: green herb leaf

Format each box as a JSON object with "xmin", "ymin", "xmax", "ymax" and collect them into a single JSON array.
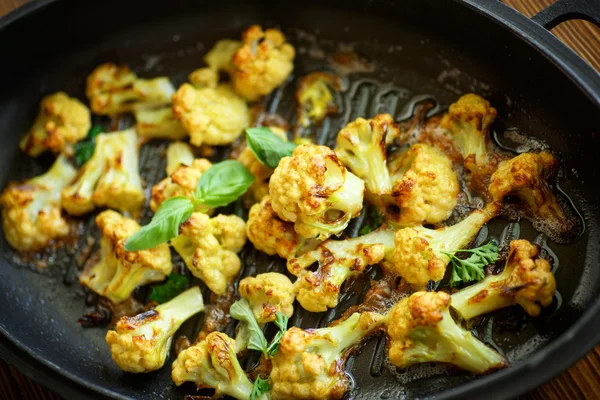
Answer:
[
  {"xmin": 250, "ymin": 376, "xmax": 272, "ymax": 400},
  {"xmin": 246, "ymin": 127, "xmax": 297, "ymax": 169},
  {"xmin": 230, "ymin": 298, "xmax": 268, "ymax": 355},
  {"xmin": 359, "ymin": 206, "xmax": 383, "ymax": 235},
  {"xmin": 195, "ymin": 160, "xmax": 255, "ymax": 208},
  {"xmin": 124, "ymin": 196, "xmax": 194, "ymax": 251},
  {"xmin": 148, "ymin": 273, "xmax": 191, "ymax": 304},
  {"xmin": 267, "ymin": 312, "xmax": 289, "ymax": 357},
  {"xmin": 74, "ymin": 124, "xmax": 103, "ymax": 166},
  {"xmin": 443, "ymin": 240, "xmax": 499, "ymax": 287}
]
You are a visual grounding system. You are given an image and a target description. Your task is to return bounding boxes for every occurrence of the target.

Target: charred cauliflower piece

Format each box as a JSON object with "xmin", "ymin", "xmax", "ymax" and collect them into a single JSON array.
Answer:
[
  {"xmin": 335, "ymin": 114, "xmax": 400, "ymax": 198},
  {"xmin": 19, "ymin": 92, "xmax": 91, "ymax": 157},
  {"xmin": 165, "ymin": 141, "xmax": 195, "ymax": 176},
  {"xmin": 452, "ymin": 239, "xmax": 556, "ymax": 320},
  {"xmin": 86, "ymin": 63, "xmax": 175, "ymax": 115},
  {"xmin": 80, "ymin": 210, "xmax": 172, "ymax": 303},
  {"xmin": 391, "ymin": 205, "xmax": 498, "ymax": 289},
  {"xmin": 270, "ymin": 312, "xmax": 383, "ymax": 400},
  {"xmin": 440, "ymin": 93, "xmax": 497, "ymax": 167},
  {"xmin": 289, "ymin": 228, "xmax": 395, "ymax": 312},
  {"xmin": 238, "ymin": 127, "xmax": 288, "ymax": 202},
  {"xmin": 489, "ymin": 152, "xmax": 575, "ymax": 237},
  {"xmin": 0, "ymin": 155, "xmax": 76, "ymax": 252},
  {"xmin": 386, "ymin": 291, "xmax": 506, "ymax": 374},
  {"xmin": 232, "ymin": 25, "xmax": 295, "ymax": 101},
  {"xmin": 204, "ymin": 39, "xmax": 243, "ymax": 74},
  {"xmin": 171, "ymin": 212, "xmax": 246, "ymax": 295},
  {"xmin": 269, "ymin": 144, "xmax": 365, "ymax": 240},
  {"xmin": 150, "ymin": 158, "xmax": 213, "ymax": 212},
  {"xmin": 239, "ymin": 272, "xmax": 295, "ymax": 324},
  {"xmin": 172, "ymin": 80, "xmax": 249, "ymax": 146},
  {"xmin": 386, "ymin": 143, "xmax": 459, "ymax": 226},
  {"xmin": 106, "ymin": 286, "xmax": 204, "ymax": 373},
  {"xmin": 61, "ymin": 128, "xmax": 145, "ymax": 216},
  {"xmin": 246, "ymin": 195, "xmax": 320, "ymax": 260},
  {"xmin": 172, "ymin": 331, "xmax": 263, "ymax": 400},
  {"xmin": 134, "ymin": 108, "xmax": 187, "ymax": 140},
  {"xmin": 296, "ymin": 72, "xmax": 341, "ymax": 128}
]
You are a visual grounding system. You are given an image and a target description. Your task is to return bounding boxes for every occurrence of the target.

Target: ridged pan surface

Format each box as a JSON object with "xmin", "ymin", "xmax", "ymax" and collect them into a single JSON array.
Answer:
[{"xmin": 0, "ymin": 1, "xmax": 599, "ymax": 399}]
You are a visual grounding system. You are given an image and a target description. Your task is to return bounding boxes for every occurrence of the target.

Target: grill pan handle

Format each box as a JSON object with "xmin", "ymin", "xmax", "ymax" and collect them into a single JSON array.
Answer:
[{"xmin": 531, "ymin": 0, "xmax": 600, "ymax": 29}]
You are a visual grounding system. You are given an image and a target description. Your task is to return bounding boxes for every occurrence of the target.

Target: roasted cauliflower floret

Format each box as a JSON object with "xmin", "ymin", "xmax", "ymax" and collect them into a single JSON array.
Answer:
[
  {"xmin": 391, "ymin": 205, "xmax": 499, "ymax": 289},
  {"xmin": 440, "ymin": 93, "xmax": 497, "ymax": 167},
  {"xmin": 150, "ymin": 158, "xmax": 213, "ymax": 212},
  {"xmin": 271, "ymin": 312, "xmax": 383, "ymax": 400},
  {"xmin": 172, "ymin": 331, "xmax": 261, "ymax": 400},
  {"xmin": 106, "ymin": 286, "xmax": 204, "ymax": 373},
  {"xmin": 489, "ymin": 152, "xmax": 575, "ymax": 238},
  {"xmin": 239, "ymin": 272, "xmax": 295, "ymax": 324},
  {"xmin": 172, "ymin": 81, "xmax": 249, "ymax": 147},
  {"xmin": 238, "ymin": 127, "xmax": 288, "ymax": 202},
  {"xmin": 61, "ymin": 128, "xmax": 145, "ymax": 216},
  {"xmin": 269, "ymin": 144, "xmax": 365, "ymax": 240},
  {"xmin": 19, "ymin": 92, "xmax": 91, "ymax": 157},
  {"xmin": 0, "ymin": 155, "xmax": 76, "ymax": 252},
  {"xmin": 296, "ymin": 72, "xmax": 341, "ymax": 128},
  {"xmin": 335, "ymin": 114, "xmax": 400, "ymax": 198},
  {"xmin": 386, "ymin": 143, "xmax": 459, "ymax": 226},
  {"xmin": 86, "ymin": 63, "xmax": 175, "ymax": 115},
  {"xmin": 452, "ymin": 239, "xmax": 556, "ymax": 320},
  {"xmin": 171, "ymin": 212, "xmax": 246, "ymax": 295},
  {"xmin": 134, "ymin": 107, "xmax": 187, "ymax": 140},
  {"xmin": 231, "ymin": 25, "xmax": 295, "ymax": 101},
  {"xmin": 80, "ymin": 210, "xmax": 173, "ymax": 303},
  {"xmin": 246, "ymin": 195, "xmax": 319, "ymax": 259},
  {"xmin": 165, "ymin": 141, "xmax": 195, "ymax": 176},
  {"xmin": 386, "ymin": 291, "xmax": 506, "ymax": 374},
  {"xmin": 204, "ymin": 39, "xmax": 242, "ymax": 74},
  {"xmin": 289, "ymin": 228, "xmax": 395, "ymax": 312}
]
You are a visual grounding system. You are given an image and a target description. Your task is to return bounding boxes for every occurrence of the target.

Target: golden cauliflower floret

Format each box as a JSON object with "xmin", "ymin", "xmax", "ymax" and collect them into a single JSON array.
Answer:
[
  {"xmin": 451, "ymin": 239, "xmax": 556, "ymax": 320},
  {"xmin": 246, "ymin": 195, "xmax": 311, "ymax": 259},
  {"xmin": 171, "ymin": 331, "xmax": 254, "ymax": 399},
  {"xmin": 489, "ymin": 152, "xmax": 575, "ymax": 237},
  {"xmin": 296, "ymin": 72, "xmax": 341, "ymax": 128},
  {"xmin": 269, "ymin": 144, "xmax": 365, "ymax": 240},
  {"xmin": 387, "ymin": 143, "xmax": 459, "ymax": 226},
  {"xmin": 80, "ymin": 210, "xmax": 173, "ymax": 304},
  {"xmin": 134, "ymin": 107, "xmax": 187, "ymax": 140},
  {"xmin": 150, "ymin": 158, "xmax": 213, "ymax": 212},
  {"xmin": 86, "ymin": 63, "xmax": 175, "ymax": 115},
  {"xmin": 238, "ymin": 127, "xmax": 288, "ymax": 203},
  {"xmin": 271, "ymin": 312, "xmax": 383, "ymax": 400},
  {"xmin": 386, "ymin": 291, "xmax": 506, "ymax": 373},
  {"xmin": 172, "ymin": 82, "xmax": 249, "ymax": 146},
  {"xmin": 61, "ymin": 128, "xmax": 145, "ymax": 216},
  {"xmin": 231, "ymin": 25, "xmax": 295, "ymax": 101},
  {"xmin": 106, "ymin": 287, "xmax": 204, "ymax": 373},
  {"xmin": 19, "ymin": 92, "xmax": 91, "ymax": 157},
  {"xmin": 0, "ymin": 155, "xmax": 76, "ymax": 252},
  {"xmin": 171, "ymin": 212, "xmax": 246, "ymax": 295},
  {"xmin": 204, "ymin": 39, "xmax": 242, "ymax": 74},
  {"xmin": 238, "ymin": 272, "xmax": 295, "ymax": 324},
  {"xmin": 440, "ymin": 93, "xmax": 497, "ymax": 163}
]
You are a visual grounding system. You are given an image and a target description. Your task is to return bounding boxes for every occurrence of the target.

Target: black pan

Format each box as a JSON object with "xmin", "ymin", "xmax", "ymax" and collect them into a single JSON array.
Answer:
[{"xmin": 1, "ymin": 0, "xmax": 600, "ymax": 399}]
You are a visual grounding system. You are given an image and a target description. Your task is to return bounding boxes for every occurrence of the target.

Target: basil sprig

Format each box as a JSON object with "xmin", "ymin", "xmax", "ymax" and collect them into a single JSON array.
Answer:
[
  {"xmin": 124, "ymin": 160, "xmax": 254, "ymax": 251},
  {"xmin": 246, "ymin": 127, "xmax": 297, "ymax": 169}
]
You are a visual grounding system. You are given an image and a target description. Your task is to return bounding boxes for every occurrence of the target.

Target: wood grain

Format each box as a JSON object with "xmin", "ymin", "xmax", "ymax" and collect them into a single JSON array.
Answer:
[{"xmin": 0, "ymin": 0, "xmax": 599, "ymax": 399}]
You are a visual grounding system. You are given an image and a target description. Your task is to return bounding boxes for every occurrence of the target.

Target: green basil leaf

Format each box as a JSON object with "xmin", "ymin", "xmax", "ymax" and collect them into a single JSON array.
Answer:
[
  {"xmin": 195, "ymin": 160, "xmax": 255, "ymax": 208},
  {"xmin": 124, "ymin": 196, "xmax": 194, "ymax": 251},
  {"xmin": 74, "ymin": 124, "xmax": 104, "ymax": 167},
  {"xmin": 266, "ymin": 312, "xmax": 289, "ymax": 357},
  {"xmin": 246, "ymin": 127, "xmax": 297, "ymax": 169},
  {"xmin": 230, "ymin": 298, "xmax": 268, "ymax": 355},
  {"xmin": 148, "ymin": 273, "xmax": 191, "ymax": 304}
]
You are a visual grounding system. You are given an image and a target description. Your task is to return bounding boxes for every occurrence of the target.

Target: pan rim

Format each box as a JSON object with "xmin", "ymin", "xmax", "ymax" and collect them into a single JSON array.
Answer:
[{"xmin": 0, "ymin": 0, "xmax": 599, "ymax": 399}]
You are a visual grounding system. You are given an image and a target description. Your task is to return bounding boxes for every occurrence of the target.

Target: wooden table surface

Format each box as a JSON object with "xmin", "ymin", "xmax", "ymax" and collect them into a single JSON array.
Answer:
[{"xmin": 1, "ymin": 0, "xmax": 599, "ymax": 399}]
